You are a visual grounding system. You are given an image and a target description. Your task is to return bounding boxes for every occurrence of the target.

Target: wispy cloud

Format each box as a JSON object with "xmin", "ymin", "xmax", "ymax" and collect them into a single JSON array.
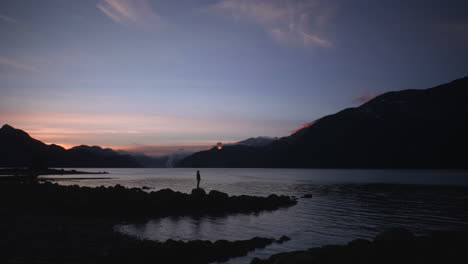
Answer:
[
  {"xmin": 352, "ymin": 92, "xmax": 381, "ymax": 104},
  {"xmin": 0, "ymin": 56, "xmax": 40, "ymax": 73},
  {"xmin": 210, "ymin": 0, "xmax": 335, "ymax": 47},
  {"xmin": 0, "ymin": 14, "xmax": 17, "ymax": 24},
  {"xmin": 97, "ymin": 0, "xmax": 163, "ymax": 29}
]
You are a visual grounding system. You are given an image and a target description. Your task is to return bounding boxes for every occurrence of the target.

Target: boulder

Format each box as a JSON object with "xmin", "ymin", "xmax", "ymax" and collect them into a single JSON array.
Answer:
[
  {"xmin": 374, "ymin": 228, "xmax": 414, "ymax": 243},
  {"xmin": 208, "ymin": 190, "xmax": 229, "ymax": 200},
  {"xmin": 191, "ymin": 188, "xmax": 207, "ymax": 198},
  {"xmin": 277, "ymin": 236, "xmax": 291, "ymax": 244},
  {"xmin": 347, "ymin": 238, "xmax": 371, "ymax": 249},
  {"xmin": 274, "ymin": 252, "xmax": 315, "ymax": 264}
]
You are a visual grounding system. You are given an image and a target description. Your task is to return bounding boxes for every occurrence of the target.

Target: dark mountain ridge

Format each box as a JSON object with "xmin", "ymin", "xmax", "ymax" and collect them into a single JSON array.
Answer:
[
  {"xmin": 0, "ymin": 125, "xmax": 141, "ymax": 168},
  {"xmin": 235, "ymin": 137, "xmax": 278, "ymax": 147},
  {"xmin": 179, "ymin": 77, "xmax": 468, "ymax": 169}
]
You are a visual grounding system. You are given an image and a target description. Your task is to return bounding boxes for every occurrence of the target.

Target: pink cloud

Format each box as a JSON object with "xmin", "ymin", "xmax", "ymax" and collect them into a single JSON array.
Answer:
[
  {"xmin": 0, "ymin": 14, "xmax": 17, "ymax": 24},
  {"xmin": 97, "ymin": 0, "xmax": 163, "ymax": 29},
  {"xmin": 0, "ymin": 56, "xmax": 40, "ymax": 73},
  {"xmin": 210, "ymin": 0, "xmax": 334, "ymax": 47},
  {"xmin": 290, "ymin": 121, "xmax": 316, "ymax": 134},
  {"xmin": 352, "ymin": 92, "xmax": 381, "ymax": 104},
  {"xmin": 0, "ymin": 111, "xmax": 287, "ymax": 150}
]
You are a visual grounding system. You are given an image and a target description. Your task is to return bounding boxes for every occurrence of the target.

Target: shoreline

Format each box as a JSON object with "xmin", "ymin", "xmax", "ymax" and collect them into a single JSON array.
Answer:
[
  {"xmin": 0, "ymin": 180, "xmax": 297, "ymax": 218},
  {"xmin": 0, "ymin": 213, "xmax": 288, "ymax": 264},
  {"xmin": 0, "ymin": 168, "xmax": 109, "ymax": 176},
  {"xmin": 1, "ymin": 178, "xmax": 467, "ymax": 263},
  {"xmin": 0, "ymin": 176, "xmax": 297, "ymax": 263},
  {"xmin": 251, "ymin": 228, "xmax": 468, "ymax": 264}
]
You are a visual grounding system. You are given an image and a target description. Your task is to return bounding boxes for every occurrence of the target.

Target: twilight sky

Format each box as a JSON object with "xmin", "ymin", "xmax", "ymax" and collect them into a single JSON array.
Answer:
[{"xmin": 1, "ymin": 0, "xmax": 467, "ymax": 155}]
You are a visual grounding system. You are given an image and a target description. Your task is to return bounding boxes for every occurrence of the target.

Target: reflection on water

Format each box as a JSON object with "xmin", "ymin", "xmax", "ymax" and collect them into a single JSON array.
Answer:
[{"xmin": 44, "ymin": 168, "xmax": 468, "ymax": 263}]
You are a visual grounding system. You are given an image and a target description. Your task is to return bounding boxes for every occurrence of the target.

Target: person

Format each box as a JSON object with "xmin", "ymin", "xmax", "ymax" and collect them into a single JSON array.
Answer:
[{"xmin": 196, "ymin": 170, "xmax": 201, "ymax": 189}]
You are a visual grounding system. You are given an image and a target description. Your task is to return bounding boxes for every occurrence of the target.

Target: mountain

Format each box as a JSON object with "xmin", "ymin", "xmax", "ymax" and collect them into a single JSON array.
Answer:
[
  {"xmin": 0, "ymin": 125, "xmax": 141, "ymax": 168},
  {"xmin": 235, "ymin": 137, "xmax": 277, "ymax": 147},
  {"xmin": 179, "ymin": 77, "xmax": 468, "ymax": 169}
]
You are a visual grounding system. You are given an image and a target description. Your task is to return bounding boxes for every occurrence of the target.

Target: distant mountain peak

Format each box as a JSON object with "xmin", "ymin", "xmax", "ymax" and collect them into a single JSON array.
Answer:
[
  {"xmin": 1, "ymin": 124, "xmax": 15, "ymax": 131},
  {"xmin": 0, "ymin": 127, "xmax": 142, "ymax": 168},
  {"xmin": 0, "ymin": 124, "xmax": 32, "ymax": 139}
]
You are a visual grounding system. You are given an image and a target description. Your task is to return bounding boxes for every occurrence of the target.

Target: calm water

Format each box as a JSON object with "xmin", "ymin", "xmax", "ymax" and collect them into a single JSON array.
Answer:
[{"xmin": 44, "ymin": 168, "xmax": 468, "ymax": 263}]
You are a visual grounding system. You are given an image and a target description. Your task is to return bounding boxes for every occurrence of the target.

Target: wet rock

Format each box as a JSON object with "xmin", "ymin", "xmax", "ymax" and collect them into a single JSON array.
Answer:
[
  {"xmin": 251, "ymin": 229, "xmax": 468, "ymax": 264},
  {"xmin": 275, "ymin": 252, "xmax": 315, "ymax": 264},
  {"xmin": 191, "ymin": 188, "xmax": 207, "ymax": 198},
  {"xmin": 347, "ymin": 238, "xmax": 371, "ymax": 249},
  {"xmin": 374, "ymin": 227, "xmax": 414, "ymax": 243},
  {"xmin": 0, "ymin": 181, "xmax": 296, "ymax": 218},
  {"xmin": 277, "ymin": 235, "xmax": 291, "ymax": 244},
  {"xmin": 208, "ymin": 190, "xmax": 229, "ymax": 200},
  {"xmin": 250, "ymin": 257, "xmax": 262, "ymax": 264}
]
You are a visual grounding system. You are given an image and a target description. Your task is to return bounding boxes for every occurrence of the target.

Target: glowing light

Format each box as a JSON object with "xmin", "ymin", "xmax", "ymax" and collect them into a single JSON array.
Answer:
[{"xmin": 216, "ymin": 142, "xmax": 223, "ymax": 150}]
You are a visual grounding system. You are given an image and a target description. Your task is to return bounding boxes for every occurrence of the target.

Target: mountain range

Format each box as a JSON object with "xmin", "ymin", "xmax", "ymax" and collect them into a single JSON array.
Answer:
[
  {"xmin": 0, "ymin": 125, "xmax": 141, "ymax": 168},
  {"xmin": 179, "ymin": 76, "xmax": 468, "ymax": 169},
  {"xmin": 0, "ymin": 125, "xmax": 262, "ymax": 168},
  {"xmin": 2, "ymin": 77, "xmax": 467, "ymax": 169}
]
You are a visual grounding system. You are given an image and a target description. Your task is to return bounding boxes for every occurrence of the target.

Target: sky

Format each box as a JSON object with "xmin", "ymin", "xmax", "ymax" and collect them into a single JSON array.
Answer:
[{"xmin": 1, "ymin": 0, "xmax": 467, "ymax": 155}]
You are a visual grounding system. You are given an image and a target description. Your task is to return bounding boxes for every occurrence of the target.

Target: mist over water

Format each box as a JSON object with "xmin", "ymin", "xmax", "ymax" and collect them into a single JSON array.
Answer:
[{"xmin": 44, "ymin": 168, "xmax": 468, "ymax": 263}]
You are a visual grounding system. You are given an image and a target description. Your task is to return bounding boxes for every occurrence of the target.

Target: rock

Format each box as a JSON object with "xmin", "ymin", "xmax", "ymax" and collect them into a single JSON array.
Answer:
[
  {"xmin": 151, "ymin": 188, "xmax": 180, "ymax": 200},
  {"xmin": 208, "ymin": 190, "xmax": 229, "ymax": 199},
  {"xmin": 277, "ymin": 236, "xmax": 290, "ymax": 244},
  {"xmin": 374, "ymin": 227, "xmax": 414, "ymax": 243},
  {"xmin": 347, "ymin": 238, "xmax": 371, "ymax": 249},
  {"xmin": 191, "ymin": 188, "xmax": 207, "ymax": 198},
  {"xmin": 274, "ymin": 252, "xmax": 315, "ymax": 264},
  {"xmin": 250, "ymin": 257, "xmax": 262, "ymax": 264},
  {"xmin": 142, "ymin": 186, "xmax": 150, "ymax": 190},
  {"xmin": 1, "ymin": 181, "xmax": 296, "ymax": 218},
  {"xmin": 267, "ymin": 194, "xmax": 279, "ymax": 199},
  {"xmin": 302, "ymin": 194, "xmax": 312, "ymax": 198},
  {"xmin": 251, "ymin": 229, "xmax": 468, "ymax": 264}
]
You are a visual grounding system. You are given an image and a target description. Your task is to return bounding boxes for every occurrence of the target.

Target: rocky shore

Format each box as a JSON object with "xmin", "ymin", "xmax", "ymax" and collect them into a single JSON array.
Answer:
[
  {"xmin": 251, "ymin": 228, "xmax": 468, "ymax": 264},
  {"xmin": 0, "ymin": 213, "xmax": 288, "ymax": 264},
  {"xmin": 0, "ymin": 179, "xmax": 297, "ymax": 263},
  {"xmin": 0, "ymin": 168, "xmax": 109, "ymax": 175},
  {"xmin": 0, "ymin": 180, "xmax": 297, "ymax": 218}
]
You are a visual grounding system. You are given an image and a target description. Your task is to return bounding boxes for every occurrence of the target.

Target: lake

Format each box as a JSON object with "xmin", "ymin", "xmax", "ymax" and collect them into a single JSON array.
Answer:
[{"xmin": 43, "ymin": 168, "xmax": 468, "ymax": 263}]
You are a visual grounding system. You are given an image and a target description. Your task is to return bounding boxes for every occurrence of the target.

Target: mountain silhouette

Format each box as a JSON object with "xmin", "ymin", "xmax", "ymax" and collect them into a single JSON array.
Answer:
[
  {"xmin": 236, "ymin": 137, "xmax": 277, "ymax": 147},
  {"xmin": 0, "ymin": 125, "xmax": 141, "ymax": 168},
  {"xmin": 179, "ymin": 76, "xmax": 468, "ymax": 169}
]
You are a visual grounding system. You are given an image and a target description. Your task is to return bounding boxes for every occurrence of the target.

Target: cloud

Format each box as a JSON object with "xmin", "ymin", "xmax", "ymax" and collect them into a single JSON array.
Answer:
[
  {"xmin": 210, "ymin": 0, "xmax": 334, "ymax": 47},
  {"xmin": 0, "ymin": 56, "xmax": 40, "ymax": 73},
  {"xmin": 0, "ymin": 111, "xmax": 289, "ymax": 150},
  {"xmin": 0, "ymin": 14, "xmax": 17, "ymax": 24},
  {"xmin": 97, "ymin": 0, "xmax": 163, "ymax": 29},
  {"xmin": 352, "ymin": 92, "xmax": 381, "ymax": 104},
  {"xmin": 290, "ymin": 120, "xmax": 316, "ymax": 134}
]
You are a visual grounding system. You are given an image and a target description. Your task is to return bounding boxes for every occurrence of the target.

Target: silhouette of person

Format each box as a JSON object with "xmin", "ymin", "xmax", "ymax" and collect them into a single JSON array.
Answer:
[{"xmin": 196, "ymin": 170, "xmax": 201, "ymax": 189}]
